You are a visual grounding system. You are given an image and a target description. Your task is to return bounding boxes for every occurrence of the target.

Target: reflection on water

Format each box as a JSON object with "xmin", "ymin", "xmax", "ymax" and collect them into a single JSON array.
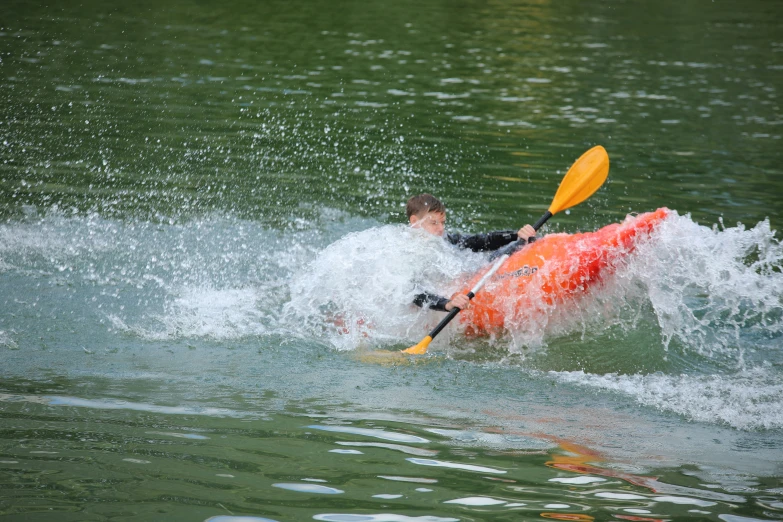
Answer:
[{"xmin": 1, "ymin": 387, "xmax": 779, "ymax": 521}]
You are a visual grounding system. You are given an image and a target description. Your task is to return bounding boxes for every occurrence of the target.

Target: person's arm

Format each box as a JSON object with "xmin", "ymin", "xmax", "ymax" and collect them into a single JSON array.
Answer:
[
  {"xmin": 413, "ymin": 291, "xmax": 450, "ymax": 312},
  {"xmin": 446, "ymin": 230, "xmax": 518, "ymax": 252},
  {"xmin": 413, "ymin": 292, "xmax": 470, "ymax": 312},
  {"xmin": 487, "ymin": 225, "xmax": 538, "ymax": 261},
  {"xmin": 448, "ymin": 225, "xmax": 537, "ymax": 252}
]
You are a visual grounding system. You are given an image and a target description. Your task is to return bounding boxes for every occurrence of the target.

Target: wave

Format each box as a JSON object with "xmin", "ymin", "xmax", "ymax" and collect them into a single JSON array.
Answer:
[{"xmin": 552, "ymin": 367, "xmax": 783, "ymax": 431}]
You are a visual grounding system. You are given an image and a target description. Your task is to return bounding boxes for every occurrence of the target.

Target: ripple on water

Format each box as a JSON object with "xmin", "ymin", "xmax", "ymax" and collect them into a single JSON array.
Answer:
[
  {"xmin": 653, "ymin": 495, "xmax": 716, "ymax": 507},
  {"xmin": 335, "ymin": 441, "xmax": 437, "ymax": 456},
  {"xmin": 549, "ymin": 476, "xmax": 607, "ymax": 485},
  {"xmin": 146, "ymin": 431, "xmax": 210, "ymax": 440},
  {"xmin": 122, "ymin": 458, "xmax": 151, "ymax": 464},
  {"xmin": 272, "ymin": 483, "xmax": 344, "ymax": 494},
  {"xmin": 313, "ymin": 513, "xmax": 459, "ymax": 522},
  {"xmin": 206, "ymin": 517, "xmax": 279, "ymax": 522},
  {"xmin": 406, "ymin": 458, "xmax": 506, "ymax": 474},
  {"xmin": 718, "ymin": 516, "xmax": 772, "ymax": 522},
  {"xmin": 595, "ymin": 492, "xmax": 647, "ymax": 500},
  {"xmin": 378, "ymin": 476, "xmax": 437, "ymax": 484},
  {"xmin": 444, "ymin": 497, "xmax": 507, "ymax": 506},
  {"xmin": 307, "ymin": 425, "xmax": 430, "ymax": 443}
]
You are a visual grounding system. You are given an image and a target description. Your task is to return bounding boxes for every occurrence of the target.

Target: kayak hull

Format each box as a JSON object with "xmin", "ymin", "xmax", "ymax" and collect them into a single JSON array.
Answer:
[{"xmin": 459, "ymin": 208, "xmax": 670, "ymax": 335}]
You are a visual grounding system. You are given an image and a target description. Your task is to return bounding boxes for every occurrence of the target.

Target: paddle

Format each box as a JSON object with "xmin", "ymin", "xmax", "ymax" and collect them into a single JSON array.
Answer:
[{"xmin": 402, "ymin": 145, "xmax": 610, "ymax": 355}]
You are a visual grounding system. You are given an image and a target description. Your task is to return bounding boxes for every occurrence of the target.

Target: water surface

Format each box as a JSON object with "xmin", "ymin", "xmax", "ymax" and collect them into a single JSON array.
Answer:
[{"xmin": 1, "ymin": 0, "xmax": 782, "ymax": 520}]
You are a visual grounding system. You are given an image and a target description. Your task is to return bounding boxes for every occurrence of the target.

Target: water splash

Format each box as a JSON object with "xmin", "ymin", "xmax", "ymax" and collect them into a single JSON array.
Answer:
[
  {"xmin": 541, "ymin": 211, "xmax": 783, "ymax": 430},
  {"xmin": 496, "ymin": 211, "xmax": 783, "ymax": 361},
  {"xmin": 0, "ymin": 209, "xmax": 323, "ymax": 341},
  {"xmin": 630, "ymin": 212, "xmax": 783, "ymax": 357},
  {"xmin": 3, "ymin": 208, "xmax": 780, "ymax": 356},
  {"xmin": 284, "ymin": 224, "xmax": 486, "ymax": 350},
  {"xmin": 108, "ymin": 286, "xmax": 270, "ymax": 340}
]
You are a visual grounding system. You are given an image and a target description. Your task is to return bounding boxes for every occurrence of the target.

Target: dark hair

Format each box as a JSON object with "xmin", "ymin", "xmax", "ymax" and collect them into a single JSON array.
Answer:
[{"xmin": 406, "ymin": 193, "xmax": 446, "ymax": 219}]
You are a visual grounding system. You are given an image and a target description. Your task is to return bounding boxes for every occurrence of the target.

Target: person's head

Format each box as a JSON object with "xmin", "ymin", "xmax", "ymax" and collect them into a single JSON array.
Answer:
[{"xmin": 406, "ymin": 193, "xmax": 446, "ymax": 237}]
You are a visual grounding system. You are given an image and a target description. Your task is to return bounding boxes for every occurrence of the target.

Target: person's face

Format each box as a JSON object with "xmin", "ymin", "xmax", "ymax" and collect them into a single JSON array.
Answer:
[{"xmin": 410, "ymin": 211, "xmax": 446, "ymax": 237}]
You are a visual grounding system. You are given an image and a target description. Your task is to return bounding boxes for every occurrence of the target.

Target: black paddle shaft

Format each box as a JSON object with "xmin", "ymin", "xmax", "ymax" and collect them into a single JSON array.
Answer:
[
  {"xmin": 532, "ymin": 210, "xmax": 553, "ymax": 231},
  {"xmin": 428, "ymin": 291, "xmax": 474, "ymax": 338},
  {"xmin": 511, "ymin": 210, "xmax": 553, "ymax": 252}
]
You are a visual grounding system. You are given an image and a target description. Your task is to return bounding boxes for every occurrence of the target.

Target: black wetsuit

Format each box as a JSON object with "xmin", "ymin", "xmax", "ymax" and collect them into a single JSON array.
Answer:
[{"xmin": 413, "ymin": 230, "xmax": 530, "ymax": 312}]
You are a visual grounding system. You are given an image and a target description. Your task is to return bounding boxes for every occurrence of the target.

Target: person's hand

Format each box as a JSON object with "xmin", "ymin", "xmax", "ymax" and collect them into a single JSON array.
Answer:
[
  {"xmin": 445, "ymin": 293, "xmax": 471, "ymax": 311},
  {"xmin": 517, "ymin": 224, "xmax": 536, "ymax": 241}
]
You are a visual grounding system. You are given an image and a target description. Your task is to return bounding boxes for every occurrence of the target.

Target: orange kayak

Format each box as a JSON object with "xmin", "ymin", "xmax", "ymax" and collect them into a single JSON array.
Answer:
[{"xmin": 459, "ymin": 208, "xmax": 670, "ymax": 336}]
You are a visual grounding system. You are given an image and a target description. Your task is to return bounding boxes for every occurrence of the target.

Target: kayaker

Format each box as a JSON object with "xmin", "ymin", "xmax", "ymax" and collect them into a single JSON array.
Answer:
[{"xmin": 407, "ymin": 193, "xmax": 536, "ymax": 312}]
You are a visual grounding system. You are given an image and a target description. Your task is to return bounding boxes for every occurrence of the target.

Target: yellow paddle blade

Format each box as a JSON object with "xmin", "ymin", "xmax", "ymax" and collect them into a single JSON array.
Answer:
[
  {"xmin": 402, "ymin": 336, "xmax": 433, "ymax": 355},
  {"xmin": 549, "ymin": 145, "xmax": 609, "ymax": 215}
]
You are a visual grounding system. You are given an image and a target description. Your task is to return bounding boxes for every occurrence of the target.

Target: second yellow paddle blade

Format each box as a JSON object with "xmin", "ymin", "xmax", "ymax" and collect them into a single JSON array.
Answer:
[{"xmin": 549, "ymin": 145, "xmax": 609, "ymax": 215}]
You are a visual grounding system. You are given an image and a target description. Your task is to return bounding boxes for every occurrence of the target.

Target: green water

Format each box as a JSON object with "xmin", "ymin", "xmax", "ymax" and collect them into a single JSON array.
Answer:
[
  {"xmin": 2, "ymin": 0, "xmax": 783, "ymax": 520},
  {"xmin": 4, "ymin": 0, "xmax": 781, "ymax": 226}
]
